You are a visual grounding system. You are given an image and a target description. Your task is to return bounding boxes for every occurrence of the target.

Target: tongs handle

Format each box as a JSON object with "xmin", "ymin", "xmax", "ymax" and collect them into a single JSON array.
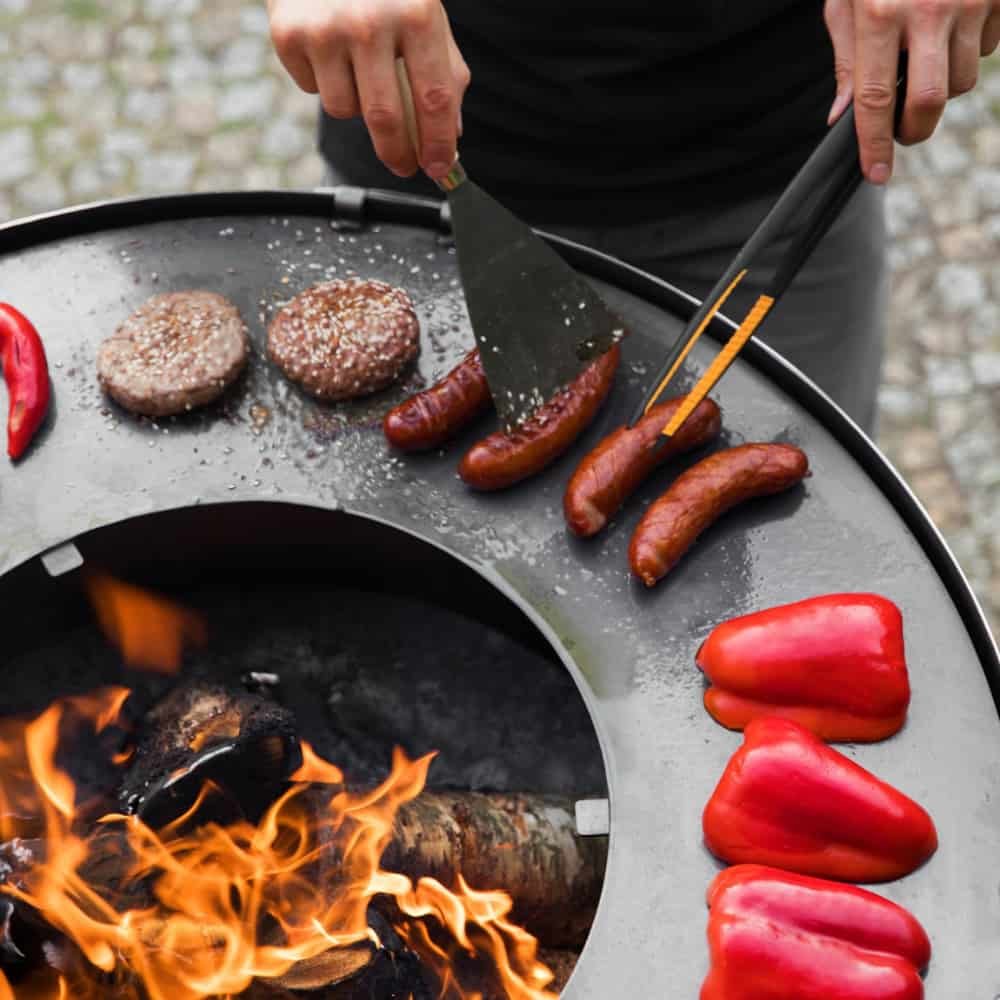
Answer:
[{"xmin": 631, "ymin": 57, "xmax": 908, "ymax": 435}]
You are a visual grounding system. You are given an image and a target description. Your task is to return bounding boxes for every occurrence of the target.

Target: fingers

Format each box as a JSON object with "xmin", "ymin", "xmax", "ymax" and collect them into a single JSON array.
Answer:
[
  {"xmin": 269, "ymin": 9, "xmax": 320, "ymax": 94},
  {"xmin": 949, "ymin": 1, "xmax": 988, "ymax": 94},
  {"xmin": 982, "ymin": 8, "xmax": 1000, "ymax": 53},
  {"xmin": 353, "ymin": 38, "xmax": 418, "ymax": 177},
  {"xmin": 825, "ymin": 0, "xmax": 856, "ymax": 123},
  {"xmin": 401, "ymin": 6, "xmax": 461, "ymax": 178},
  {"xmin": 854, "ymin": 1, "xmax": 903, "ymax": 183},
  {"xmin": 897, "ymin": 6, "xmax": 950, "ymax": 145},
  {"xmin": 314, "ymin": 53, "xmax": 361, "ymax": 120}
]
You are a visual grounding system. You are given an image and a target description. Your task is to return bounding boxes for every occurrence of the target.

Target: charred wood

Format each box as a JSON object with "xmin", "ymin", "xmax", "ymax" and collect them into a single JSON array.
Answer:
[
  {"xmin": 384, "ymin": 792, "xmax": 606, "ymax": 949},
  {"xmin": 117, "ymin": 683, "xmax": 302, "ymax": 828}
]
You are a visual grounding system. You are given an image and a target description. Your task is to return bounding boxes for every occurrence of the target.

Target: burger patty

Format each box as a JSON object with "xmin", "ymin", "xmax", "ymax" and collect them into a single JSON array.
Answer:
[
  {"xmin": 267, "ymin": 278, "xmax": 420, "ymax": 401},
  {"xmin": 98, "ymin": 291, "xmax": 249, "ymax": 417}
]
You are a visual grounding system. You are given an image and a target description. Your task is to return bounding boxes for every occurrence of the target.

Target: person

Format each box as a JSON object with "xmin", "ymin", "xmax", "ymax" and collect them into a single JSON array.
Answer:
[{"xmin": 265, "ymin": 0, "xmax": 1000, "ymax": 432}]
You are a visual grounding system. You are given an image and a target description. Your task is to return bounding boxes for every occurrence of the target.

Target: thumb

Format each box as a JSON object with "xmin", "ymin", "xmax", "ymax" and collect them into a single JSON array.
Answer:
[{"xmin": 824, "ymin": 0, "xmax": 856, "ymax": 124}]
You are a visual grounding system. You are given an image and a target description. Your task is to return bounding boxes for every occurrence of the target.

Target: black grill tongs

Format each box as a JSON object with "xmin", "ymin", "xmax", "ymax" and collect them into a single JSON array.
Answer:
[{"xmin": 630, "ymin": 58, "xmax": 908, "ymax": 436}]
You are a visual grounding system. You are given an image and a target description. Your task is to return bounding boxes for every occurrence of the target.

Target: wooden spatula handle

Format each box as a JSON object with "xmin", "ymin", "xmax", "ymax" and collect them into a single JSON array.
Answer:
[{"xmin": 394, "ymin": 57, "xmax": 466, "ymax": 192}]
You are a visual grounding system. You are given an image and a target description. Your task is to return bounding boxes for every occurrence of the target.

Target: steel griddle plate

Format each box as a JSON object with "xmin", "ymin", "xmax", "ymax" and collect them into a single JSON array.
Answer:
[{"xmin": 1, "ymin": 190, "xmax": 998, "ymax": 997}]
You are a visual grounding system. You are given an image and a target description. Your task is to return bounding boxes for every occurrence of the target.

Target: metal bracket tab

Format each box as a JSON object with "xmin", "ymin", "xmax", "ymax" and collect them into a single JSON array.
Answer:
[
  {"xmin": 574, "ymin": 798, "xmax": 610, "ymax": 837},
  {"xmin": 331, "ymin": 185, "xmax": 367, "ymax": 231},
  {"xmin": 40, "ymin": 542, "xmax": 84, "ymax": 577}
]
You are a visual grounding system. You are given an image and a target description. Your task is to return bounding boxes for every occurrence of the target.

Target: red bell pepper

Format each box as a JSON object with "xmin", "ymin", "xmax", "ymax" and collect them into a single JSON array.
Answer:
[
  {"xmin": 702, "ymin": 717, "xmax": 937, "ymax": 882},
  {"xmin": 696, "ymin": 593, "xmax": 909, "ymax": 742},
  {"xmin": 0, "ymin": 303, "xmax": 50, "ymax": 459},
  {"xmin": 702, "ymin": 865, "xmax": 930, "ymax": 1000}
]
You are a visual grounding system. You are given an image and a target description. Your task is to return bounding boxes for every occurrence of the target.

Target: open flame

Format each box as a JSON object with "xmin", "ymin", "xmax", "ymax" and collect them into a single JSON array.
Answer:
[{"xmin": 0, "ymin": 576, "xmax": 561, "ymax": 999}]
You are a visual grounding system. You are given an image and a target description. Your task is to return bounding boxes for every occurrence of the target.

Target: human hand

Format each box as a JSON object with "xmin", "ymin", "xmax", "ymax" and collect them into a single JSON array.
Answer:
[
  {"xmin": 267, "ymin": 0, "xmax": 470, "ymax": 179},
  {"xmin": 824, "ymin": 0, "xmax": 1000, "ymax": 183}
]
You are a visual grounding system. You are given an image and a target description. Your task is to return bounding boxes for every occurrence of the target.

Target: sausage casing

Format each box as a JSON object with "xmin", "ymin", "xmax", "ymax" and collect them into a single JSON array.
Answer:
[
  {"xmin": 563, "ymin": 397, "xmax": 722, "ymax": 537},
  {"xmin": 629, "ymin": 443, "xmax": 809, "ymax": 587},
  {"xmin": 383, "ymin": 349, "xmax": 491, "ymax": 452},
  {"xmin": 458, "ymin": 345, "xmax": 622, "ymax": 491}
]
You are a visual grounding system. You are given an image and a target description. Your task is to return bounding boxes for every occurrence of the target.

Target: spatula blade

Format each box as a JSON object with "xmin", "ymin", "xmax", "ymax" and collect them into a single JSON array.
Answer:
[{"xmin": 447, "ymin": 179, "xmax": 625, "ymax": 430}]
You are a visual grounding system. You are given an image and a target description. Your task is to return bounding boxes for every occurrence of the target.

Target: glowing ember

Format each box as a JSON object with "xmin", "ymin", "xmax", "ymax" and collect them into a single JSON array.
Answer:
[{"xmin": 0, "ymin": 576, "xmax": 560, "ymax": 999}]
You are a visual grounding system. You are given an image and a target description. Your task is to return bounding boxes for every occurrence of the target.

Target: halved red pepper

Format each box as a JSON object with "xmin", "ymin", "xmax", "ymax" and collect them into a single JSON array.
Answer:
[
  {"xmin": 702, "ymin": 865, "xmax": 930, "ymax": 1000},
  {"xmin": 702, "ymin": 717, "xmax": 937, "ymax": 882},
  {"xmin": 697, "ymin": 593, "xmax": 909, "ymax": 742},
  {"xmin": 0, "ymin": 303, "xmax": 50, "ymax": 459}
]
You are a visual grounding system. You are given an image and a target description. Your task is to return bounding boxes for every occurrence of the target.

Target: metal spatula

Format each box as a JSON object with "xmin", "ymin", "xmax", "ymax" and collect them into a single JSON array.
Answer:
[{"xmin": 396, "ymin": 60, "xmax": 625, "ymax": 431}]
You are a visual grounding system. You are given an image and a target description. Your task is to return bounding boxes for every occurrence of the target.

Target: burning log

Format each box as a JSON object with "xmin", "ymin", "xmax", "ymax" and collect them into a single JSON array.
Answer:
[
  {"xmin": 384, "ymin": 791, "xmax": 606, "ymax": 950},
  {"xmin": 117, "ymin": 683, "xmax": 302, "ymax": 828}
]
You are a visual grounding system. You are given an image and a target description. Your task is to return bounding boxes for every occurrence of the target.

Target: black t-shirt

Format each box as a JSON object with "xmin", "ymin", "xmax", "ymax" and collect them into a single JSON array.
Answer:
[{"xmin": 319, "ymin": 1, "xmax": 835, "ymax": 224}]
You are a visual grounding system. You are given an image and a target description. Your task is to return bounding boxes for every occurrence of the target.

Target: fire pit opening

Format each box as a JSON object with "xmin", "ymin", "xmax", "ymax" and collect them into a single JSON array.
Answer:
[{"xmin": 0, "ymin": 502, "xmax": 609, "ymax": 999}]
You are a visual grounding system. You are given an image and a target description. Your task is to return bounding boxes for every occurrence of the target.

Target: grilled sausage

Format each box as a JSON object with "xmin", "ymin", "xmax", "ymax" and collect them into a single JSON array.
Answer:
[
  {"xmin": 629, "ymin": 443, "xmax": 809, "ymax": 587},
  {"xmin": 458, "ymin": 344, "xmax": 622, "ymax": 491},
  {"xmin": 563, "ymin": 396, "xmax": 723, "ymax": 537},
  {"xmin": 383, "ymin": 349, "xmax": 492, "ymax": 452}
]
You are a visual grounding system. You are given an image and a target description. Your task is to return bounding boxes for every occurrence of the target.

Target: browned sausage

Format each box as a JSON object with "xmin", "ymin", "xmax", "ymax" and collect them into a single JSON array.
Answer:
[
  {"xmin": 563, "ymin": 397, "xmax": 723, "ymax": 537},
  {"xmin": 629, "ymin": 443, "xmax": 809, "ymax": 587},
  {"xmin": 383, "ymin": 349, "xmax": 491, "ymax": 452},
  {"xmin": 458, "ymin": 345, "xmax": 622, "ymax": 491}
]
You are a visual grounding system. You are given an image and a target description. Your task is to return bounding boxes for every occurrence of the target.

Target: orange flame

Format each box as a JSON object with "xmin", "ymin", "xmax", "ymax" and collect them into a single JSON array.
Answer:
[
  {"xmin": 85, "ymin": 573, "xmax": 206, "ymax": 674},
  {"xmin": 0, "ymin": 702, "xmax": 559, "ymax": 1000}
]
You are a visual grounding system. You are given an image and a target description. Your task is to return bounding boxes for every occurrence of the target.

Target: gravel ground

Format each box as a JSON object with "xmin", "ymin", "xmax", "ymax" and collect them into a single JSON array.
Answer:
[{"xmin": 1, "ymin": 1, "xmax": 998, "ymax": 632}]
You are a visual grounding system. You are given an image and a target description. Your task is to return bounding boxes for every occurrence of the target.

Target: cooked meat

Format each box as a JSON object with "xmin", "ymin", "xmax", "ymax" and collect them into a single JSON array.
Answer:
[
  {"xmin": 267, "ymin": 278, "xmax": 420, "ymax": 401},
  {"xmin": 97, "ymin": 290, "xmax": 249, "ymax": 417}
]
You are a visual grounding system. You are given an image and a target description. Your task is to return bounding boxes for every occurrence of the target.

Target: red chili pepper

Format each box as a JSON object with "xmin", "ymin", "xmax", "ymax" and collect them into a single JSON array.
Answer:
[
  {"xmin": 702, "ymin": 865, "xmax": 930, "ymax": 1000},
  {"xmin": 696, "ymin": 593, "xmax": 910, "ymax": 742},
  {"xmin": 0, "ymin": 303, "xmax": 50, "ymax": 459},
  {"xmin": 702, "ymin": 717, "xmax": 937, "ymax": 882}
]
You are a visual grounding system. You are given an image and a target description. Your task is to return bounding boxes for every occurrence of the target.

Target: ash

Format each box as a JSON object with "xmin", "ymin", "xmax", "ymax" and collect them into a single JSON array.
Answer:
[{"xmin": 4, "ymin": 587, "xmax": 606, "ymax": 798}]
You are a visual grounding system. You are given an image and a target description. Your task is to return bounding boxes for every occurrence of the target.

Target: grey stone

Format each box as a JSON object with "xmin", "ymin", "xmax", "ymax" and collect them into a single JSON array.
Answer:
[
  {"xmin": 221, "ymin": 37, "xmax": 265, "ymax": 80},
  {"xmin": 934, "ymin": 263, "xmax": 986, "ymax": 314},
  {"xmin": 285, "ymin": 154, "xmax": 326, "ymax": 189},
  {"xmin": 926, "ymin": 357, "xmax": 974, "ymax": 397},
  {"xmin": 174, "ymin": 90, "xmax": 218, "ymax": 136},
  {"xmin": 118, "ymin": 25, "xmax": 157, "ymax": 56},
  {"xmin": 145, "ymin": 0, "xmax": 199, "ymax": 15},
  {"xmin": 971, "ymin": 167, "xmax": 1000, "ymax": 213},
  {"xmin": 243, "ymin": 164, "xmax": 283, "ymax": 188},
  {"xmin": 62, "ymin": 62, "xmax": 106, "ymax": 93},
  {"xmin": 970, "ymin": 352, "xmax": 1000, "ymax": 387},
  {"xmin": 102, "ymin": 129, "xmax": 147, "ymax": 159},
  {"xmin": 973, "ymin": 126, "xmax": 1000, "ymax": 164},
  {"xmin": 20, "ymin": 52, "xmax": 53, "ymax": 88},
  {"xmin": 885, "ymin": 183, "xmax": 925, "ymax": 239},
  {"xmin": 0, "ymin": 127, "xmax": 36, "ymax": 187},
  {"xmin": 0, "ymin": 192, "xmax": 12, "ymax": 223},
  {"xmin": 205, "ymin": 128, "xmax": 256, "ymax": 169},
  {"xmin": 877, "ymin": 385, "xmax": 929, "ymax": 423},
  {"xmin": 3, "ymin": 90, "xmax": 45, "ymax": 120},
  {"xmin": 887, "ymin": 235, "xmax": 934, "ymax": 271},
  {"xmin": 219, "ymin": 78, "xmax": 276, "ymax": 123},
  {"xmin": 240, "ymin": 5, "xmax": 270, "ymax": 35},
  {"xmin": 942, "ymin": 91, "xmax": 990, "ymax": 129},
  {"xmin": 896, "ymin": 426, "xmax": 944, "ymax": 473},
  {"xmin": 69, "ymin": 155, "xmax": 129, "ymax": 200},
  {"xmin": 926, "ymin": 178, "xmax": 979, "ymax": 227},
  {"xmin": 165, "ymin": 20, "xmax": 194, "ymax": 48},
  {"xmin": 166, "ymin": 52, "xmax": 213, "ymax": 90},
  {"xmin": 924, "ymin": 134, "xmax": 972, "ymax": 175},
  {"xmin": 0, "ymin": 0, "xmax": 28, "ymax": 12},
  {"xmin": 939, "ymin": 225, "xmax": 991, "ymax": 259},
  {"xmin": 124, "ymin": 89, "xmax": 170, "ymax": 124},
  {"xmin": 933, "ymin": 393, "xmax": 994, "ymax": 442},
  {"xmin": 261, "ymin": 118, "xmax": 309, "ymax": 161},
  {"xmin": 114, "ymin": 56, "xmax": 163, "ymax": 89},
  {"xmin": 914, "ymin": 321, "xmax": 965, "ymax": 355},
  {"xmin": 14, "ymin": 171, "xmax": 66, "ymax": 215},
  {"xmin": 986, "ymin": 215, "xmax": 1000, "ymax": 247},
  {"xmin": 136, "ymin": 151, "xmax": 197, "ymax": 193},
  {"xmin": 43, "ymin": 127, "xmax": 76, "ymax": 160},
  {"xmin": 966, "ymin": 301, "xmax": 1000, "ymax": 349}
]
